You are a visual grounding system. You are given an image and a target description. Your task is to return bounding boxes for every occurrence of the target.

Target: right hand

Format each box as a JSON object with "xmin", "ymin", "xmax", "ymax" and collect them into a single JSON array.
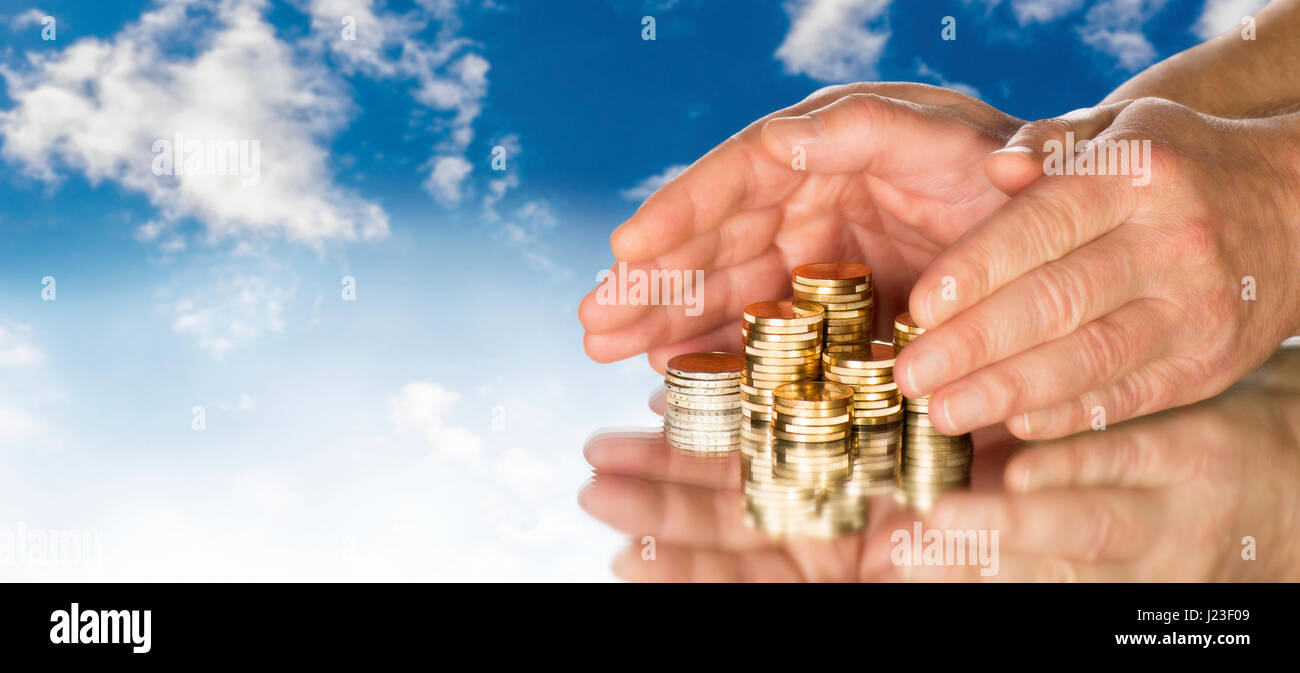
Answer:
[{"xmin": 578, "ymin": 83, "xmax": 1026, "ymax": 372}]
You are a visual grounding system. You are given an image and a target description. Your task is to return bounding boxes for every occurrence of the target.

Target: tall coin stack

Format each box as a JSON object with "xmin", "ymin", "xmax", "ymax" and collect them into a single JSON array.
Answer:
[
  {"xmin": 770, "ymin": 381, "xmax": 853, "ymax": 484},
  {"xmin": 891, "ymin": 313, "xmax": 974, "ymax": 506},
  {"xmin": 791, "ymin": 262, "xmax": 874, "ymax": 354},
  {"xmin": 740, "ymin": 301, "xmax": 825, "ymax": 423},
  {"xmin": 821, "ymin": 342, "xmax": 904, "ymax": 427},
  {"xmin": 663, "ymin": 352, "xmax": 744, "ymax": 452}
]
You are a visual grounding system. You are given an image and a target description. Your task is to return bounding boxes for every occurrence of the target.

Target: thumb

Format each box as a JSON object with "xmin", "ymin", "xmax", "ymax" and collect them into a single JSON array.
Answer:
[
  {"xmin": 760, "ymin": 92, "xmax": 990, "ymax": 177},
  {"xmin": 985, "ymin": 101, "xmax": 1132, "ymax": 196}
]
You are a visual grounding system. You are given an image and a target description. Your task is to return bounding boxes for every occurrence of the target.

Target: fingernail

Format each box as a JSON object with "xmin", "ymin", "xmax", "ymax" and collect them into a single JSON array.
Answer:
[
  {"xmin": 941, "ymin": 386, "xmax": 986, "ymax": 433},
  {"xmin": 1022, "ymin": 408, "xmax": 1053, "ymax": 437},
  {"xmin": 991, "ymin": 145, "xmax": 1037, "ymax": 157},
  {"xmin": 577, "ymin": 477, "xmax": 600, "ymax": 510},
  {"xmin": 766, "ymin": 115, "xmax": 824, "ymax": 149},
  {"xmin": 905, "ymin": 350, "xmax": 948, "ymax": 395}
]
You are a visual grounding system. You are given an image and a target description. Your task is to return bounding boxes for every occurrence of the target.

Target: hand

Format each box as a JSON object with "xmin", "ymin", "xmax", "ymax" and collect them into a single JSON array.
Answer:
[
  {"xmin": 896, "ymin": 98, "xmax": 1300, "ymax": 438},
  {"xmin": 893, "ymin": 363, "xmax": 1300, "ymax": 581},
  {"xmin": 579, "ymin": 83, "xmax": 1025, "ymax": 372}
]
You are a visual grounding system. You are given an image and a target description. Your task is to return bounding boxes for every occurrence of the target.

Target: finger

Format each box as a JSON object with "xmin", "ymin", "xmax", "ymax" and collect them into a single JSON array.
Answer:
[
  {"xmin": 612, "ymin": 542, "xmax": 803, "ymax": 582},
  {"xmin": 1007, "ymin": 356, "xmax": 1223, "ymax": 439},
  {"xmin": 582, "ymin": 248, "xmax": 790, "ymax": 363},
  {"xmin": 897, "ymin": 224, "xmax": 1151, "ymax": 399},
  {"xmin": 646, "ymin": 319, "xmax": 744, "ymax": 375},
  {"xmin": 910, "ymin": 172, "xmax": 1139, "ymax": 329},
  {"xmin": 761, "ymin": 93, "xmax": 1000, "ymax": 181},
  {"xmin": 578, "ymin": 475, "xmax": 772, "ymax": 550},
  {"xmin": 985, "ymin": 103, "xmax": 1131, "ymax": 195},
  {"xmin": 584, "ymin": 431, "xmax": 742, "ymax": 490},
  {"xmin": 1004, "ymin": 423, "xmax": 1199, "ymax": 492},
  {"xmin": 609, "ymin": 136, "xmax": 800, "ymax": 265},
  {"xmin": 924, "ymin": 298, "xmax": 1177, "ymax": 435},
  {"xmin": 926, "ymin": 489, "xmax": 1162, "ymax": 563},
  {"xmin": 580, "ymin": 208, "xmax": 782, "ymax": 335}
]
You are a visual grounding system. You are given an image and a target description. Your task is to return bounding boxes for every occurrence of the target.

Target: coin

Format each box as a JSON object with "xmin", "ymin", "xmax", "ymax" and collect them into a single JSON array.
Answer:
[
  {"xmin": 744, "ymin": 300, "xmax": 825, "ymax": 327},
  {"xmin": 791, "ymin": 262, "xmax": 871, "ymax": 286},
  {"xmin": 666, "ymin": 352, "xmax": 745, "ymax": 379}
]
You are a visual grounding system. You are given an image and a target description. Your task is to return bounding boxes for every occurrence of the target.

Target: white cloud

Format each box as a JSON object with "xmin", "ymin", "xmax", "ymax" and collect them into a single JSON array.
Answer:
[
  {"xmin": 9, "ymin": 8, "xmax": 48, "ymax": 29},
  {"xmin": 1008, "ymin": 0, "xmax": 1084, "ymax": 24},
  {"xmin": 619, "ymin": 163, "xmax": 688, "ymax": 202},
  {"xmin": 499, "ymin": 200, "xmax": 571, "ymax": 280},
  {"xmin": 0, "ymin": 323, "xmax": 43, "ymax": 367},
  {"xmin": 775, "ymin": 0, "xmax": 891, "ymax": 82},
  {"xmin": 387, "ymin": 381, "xmax": 483, "ymax": 460},
  {"xmin": 483, "ymin": 133, "xmax": 521, "ymax": 221},
  {"xmin": 0, "ymin": 0, "xmax": 389, "ymax": 246},
  {"xmin": 305, "ymin": 0, "xmax": 489, "ymax": 207},
  {"xmin": 1193, "ymin": 0, "xmax": 1267, "ymax": 39},
  {"xmin": 423, "ymin": 155, "xmax": 473, "ymax": 205},
  {"xmin": 171, "ymin": 275, "xmax": 294, "ymax": 358},
  {"xmin": 1077, "ymin": 0, "xmax": 1169, "ymax": 70}
]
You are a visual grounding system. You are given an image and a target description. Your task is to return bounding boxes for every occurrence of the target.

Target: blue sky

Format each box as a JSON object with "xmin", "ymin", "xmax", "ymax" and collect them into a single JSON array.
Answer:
[{"xmin": 0, "ymin": 0, "xmax": 1262, "ymax": 579}]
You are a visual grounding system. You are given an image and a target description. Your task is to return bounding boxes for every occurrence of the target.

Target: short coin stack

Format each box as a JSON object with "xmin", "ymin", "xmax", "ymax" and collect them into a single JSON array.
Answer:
[
  {"xmin": 891, "ymin": 313, "xmax": 974, "ymax": 506},
  {"xmin": 740, "ymin": 301, "xmax": 825, "ymax": 423},
  {"xmin": 663, "ymin": 352, "xmax": 744, "ymax": 452},
  {"xmin": 892, "ymin": 313, "xmax": 927, "ymax": 412},
  {"xmin": 770, "ymin": 381, "xmax": 853, "ymax": 482},
  {"xmin": 792, "ymin": 263, "xmax": 874, "ymax": 354},
  {"xmin": 821, "ymin": 343, "xmax": 904, "ymax": 427}
]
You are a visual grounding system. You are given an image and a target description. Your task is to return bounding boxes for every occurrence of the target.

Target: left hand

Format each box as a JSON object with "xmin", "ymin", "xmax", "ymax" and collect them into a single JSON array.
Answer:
[{"xmin": 896, "ymin": 97, "xmax": 1300, "ymax": 439}]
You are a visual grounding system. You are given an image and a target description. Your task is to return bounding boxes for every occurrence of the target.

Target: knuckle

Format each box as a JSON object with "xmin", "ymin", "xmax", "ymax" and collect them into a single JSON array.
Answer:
[
  {"xmin": 843, "ymin": 92, "xmax": 892, "ymax": 127},
  {"xmin": 951, "ymin": 316, "xmax": 1000, "ymax": 369},
  {"xmin": 1075, "ymin": 318, "xmax": 1130, "ymax": 383},
  {"xmin": 1028, "ymin": 264, "xmax": 1086, "ymax": 331},
  {"xmin": 1014, "ymin": 191, "xmax": 1083, "ymax": 260},
  {"xmin": 985, "ymin": 361, "xmax": 1034, "ymax": 412}
]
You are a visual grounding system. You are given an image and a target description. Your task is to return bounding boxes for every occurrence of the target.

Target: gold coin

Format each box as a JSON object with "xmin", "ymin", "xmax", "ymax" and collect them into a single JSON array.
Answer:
[
  {"xmin": 743, "ymin": 344, "xmax": 821, "ymax": 359},
  {"xmin": 791, "ymin": 262, "xmax": 872, "ymax": 286},
  {"xmin": 772, "ymin": 381, "xmax": 853, "ymax": 407},
  {"xmin": 747, "ymin": 362, "xmax": 821, "ymax": 375},
  {"xmin": 824, "ymin": 308, "xmax": 873, "ymax": 320},
  {"xmin": 744, "ymin": 300, "xmax": 824, "ymax": 327},
  {"xmin": 823, "ymin": 371, "xmax": 894, "ymax": 385},
  {"xmin": 894, "ymin": 312, "xmax": 925, "ymax": 333},
  {"xmin": 746, "ymin": 370, "xmax": 817, "ymax": 382},
  {"xmin": 854, "ymin": 397, "xmax": 902, "ymax": 410},
  {"xmin": 745, "ymin": 354, "xmax": 820, "ymax": 367},
  {"xmin": 666, "ymin": 352, "xmax": 745, "ymax": 379},
  {"xmin": 794, "ymin": 291, "xmax": 871, "ymax": 305},
  {"xmin": 824, "ymin": 342, "xmax": 897, "ymax": 368},
  {"xmin": 741, "ymin": 328, "xmax": 821, "ymax": 343},
  {"xmin": 774, "ymin": 431, "xmax": 847, "ymax": 446},
  {"xmin": 769, "ymin": 410, "xmax": 852, "ymax": 428},
  {"xmin": 772, "ymin": 403, "xmax": 850, "ymax": 418},
  {"xmin": 854, "ymin": 390, "xmax": 903, "ymax": 402}
]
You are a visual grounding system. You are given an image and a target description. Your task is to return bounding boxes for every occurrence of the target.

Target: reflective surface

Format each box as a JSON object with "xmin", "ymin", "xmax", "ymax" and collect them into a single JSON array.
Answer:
[{"xmin": 581, "ymin": 348, "xmax": 1300, "ymax": 581}]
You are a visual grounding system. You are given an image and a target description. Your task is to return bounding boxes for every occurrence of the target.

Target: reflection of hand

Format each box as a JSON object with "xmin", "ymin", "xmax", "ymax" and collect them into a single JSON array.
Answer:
[
  {"xmin": 898, "ymin": 98, "xmax": 1300, "ymax": 438},
  {"xmin": 579, "ymin": 84, "xmax": 1024, "ymax": 372},
  {"xmin": 893, "ymin": 372, "xmax": 1300, "ymax": 581}
]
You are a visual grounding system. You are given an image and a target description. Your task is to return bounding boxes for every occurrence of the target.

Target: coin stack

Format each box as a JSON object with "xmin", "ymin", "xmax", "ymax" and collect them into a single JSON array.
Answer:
[
  {"xmin": 891, "ymin": 312, "xmax": 974, "ymax": 506},
  {"xmin": 663, "ymin": 352, "xmax": 744, "ymax": 452},
  {"xmin": 792, "ymin": 262, "xmax": 874, "ymax": 354},
  {"xmin": 769, "ymin": 381, "xmax": 853, "ymax": 481},
  {"xmin": 898, "ymin": 413, "xmax": 973, "ymax": 508},
  {"xmin": 892, "ymin": 313, "xmax": 927, "ymax": 412},
  {"xmin": 740, "ymin": 301, "xmax": 825, "ymax": 423},
  {"xmin": 822, "ymin": 342, "xmax": 904, "ymax": 427}
]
